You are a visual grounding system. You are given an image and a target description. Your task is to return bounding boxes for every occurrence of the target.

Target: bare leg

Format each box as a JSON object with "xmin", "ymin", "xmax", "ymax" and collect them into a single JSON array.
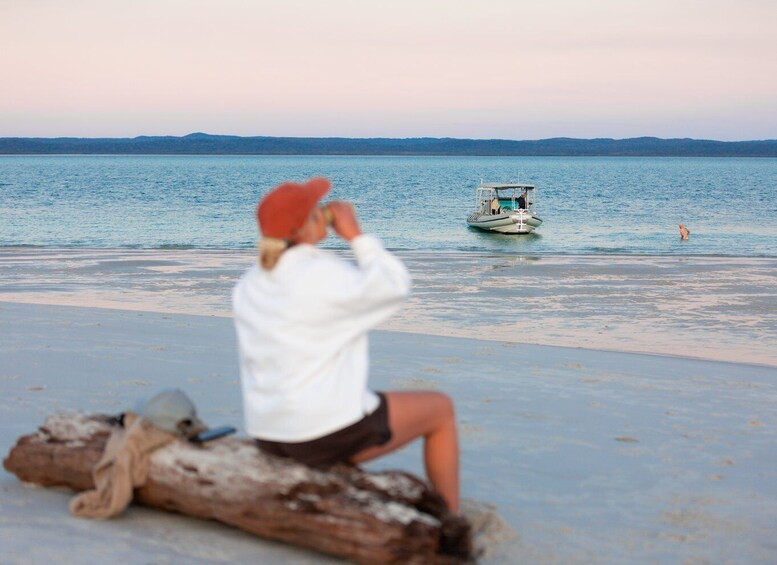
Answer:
[{"xmin": 352, "ymin": 391, "xmax": 460, "ymax": 513}]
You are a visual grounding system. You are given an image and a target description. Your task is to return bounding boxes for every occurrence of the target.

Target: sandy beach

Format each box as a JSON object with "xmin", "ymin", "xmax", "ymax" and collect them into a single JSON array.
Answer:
[
  {"xmin": 4, "ymin": 0, "xmax": 777, "ymax": 560},
  {"xmin": 2, "ymin": 248, "xmax": 777, "ymax": 563}
]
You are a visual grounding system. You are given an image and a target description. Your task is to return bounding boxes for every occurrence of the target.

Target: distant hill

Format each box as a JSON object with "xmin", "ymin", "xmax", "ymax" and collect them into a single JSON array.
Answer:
[{"xmin": 1, "ymin": 134, "xmax": 776, "ymax": 156}]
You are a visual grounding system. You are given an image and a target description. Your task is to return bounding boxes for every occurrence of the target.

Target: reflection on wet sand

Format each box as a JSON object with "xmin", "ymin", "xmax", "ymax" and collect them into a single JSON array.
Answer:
[{"xmin": 1, "ymin": 248, "xmax": 775, "ymax": 367}]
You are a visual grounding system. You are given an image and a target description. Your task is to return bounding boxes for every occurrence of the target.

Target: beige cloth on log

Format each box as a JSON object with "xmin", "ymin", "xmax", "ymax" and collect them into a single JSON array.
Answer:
[{"xmin": 69, "ymin": 412, "xmax": 176, "ymax": 519}]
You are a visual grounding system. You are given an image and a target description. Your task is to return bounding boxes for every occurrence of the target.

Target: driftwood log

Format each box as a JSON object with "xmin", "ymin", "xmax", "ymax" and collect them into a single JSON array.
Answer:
[{"xmin": 3, "ymin": 413, "xmax": 472, "ymax": 564}]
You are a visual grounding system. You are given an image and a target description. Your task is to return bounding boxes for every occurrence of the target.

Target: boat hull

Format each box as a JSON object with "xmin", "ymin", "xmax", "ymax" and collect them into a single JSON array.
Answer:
[{"xmin": 466, "ymin": 211, "xmax": 542, "ymax": 234}]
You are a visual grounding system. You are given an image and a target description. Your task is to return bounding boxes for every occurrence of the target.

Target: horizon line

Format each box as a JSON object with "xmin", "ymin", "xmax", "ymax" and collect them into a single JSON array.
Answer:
[{"xmin": 2, "ymin": 133, "xmax": 777, "ymax": 143}]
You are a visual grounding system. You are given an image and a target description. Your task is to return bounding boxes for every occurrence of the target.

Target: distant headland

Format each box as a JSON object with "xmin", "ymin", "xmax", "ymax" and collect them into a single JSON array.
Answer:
[{"xmin": 1, "ymin": 133, "xmax": 776, "ymax": 157}]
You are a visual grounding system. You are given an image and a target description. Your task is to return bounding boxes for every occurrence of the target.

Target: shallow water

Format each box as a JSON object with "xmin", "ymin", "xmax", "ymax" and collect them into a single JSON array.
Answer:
[
  {"xmin": 1, "ymin": 155, "xmax": 776, "ymax": 256},
  {"xmin": 1, "ymin": 247, "xmax": 775, "ymax": 367}
]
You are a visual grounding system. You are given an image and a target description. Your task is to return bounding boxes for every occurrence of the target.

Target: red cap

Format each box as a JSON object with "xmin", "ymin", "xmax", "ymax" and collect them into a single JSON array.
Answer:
[{"xmin": 256, "ymin": 177, "xmax": 331, "ymax": 239}]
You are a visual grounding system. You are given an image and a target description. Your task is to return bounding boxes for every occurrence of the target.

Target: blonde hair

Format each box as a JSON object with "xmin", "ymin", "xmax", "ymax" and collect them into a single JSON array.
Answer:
[{"xmin": 257, "ymin": 237, "xmax": 289, "ymax": 270}]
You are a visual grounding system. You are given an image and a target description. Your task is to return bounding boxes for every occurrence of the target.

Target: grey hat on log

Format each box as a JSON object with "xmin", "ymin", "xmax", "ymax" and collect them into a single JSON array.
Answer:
[{"xmin": 139, "ymin": 389, "xmax": 206, "ymax": 436}]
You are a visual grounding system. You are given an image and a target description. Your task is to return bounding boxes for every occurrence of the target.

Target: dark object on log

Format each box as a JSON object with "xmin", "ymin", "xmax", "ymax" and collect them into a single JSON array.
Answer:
[{"xmin": 3, "ymin": 413, "xmax": 472, "ymax": 564}]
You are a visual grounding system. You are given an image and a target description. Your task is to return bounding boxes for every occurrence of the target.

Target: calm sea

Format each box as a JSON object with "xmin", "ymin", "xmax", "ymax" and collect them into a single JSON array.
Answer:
[{"xmin": 1, "ymin": 155, "xmax": 775, "ymax": 256}]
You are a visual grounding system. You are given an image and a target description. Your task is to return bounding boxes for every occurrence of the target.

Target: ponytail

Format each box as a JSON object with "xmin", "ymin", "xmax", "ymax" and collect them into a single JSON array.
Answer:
[{"xmin": 257, "ymin": 237, "xmax": 289, "ymax": 270}]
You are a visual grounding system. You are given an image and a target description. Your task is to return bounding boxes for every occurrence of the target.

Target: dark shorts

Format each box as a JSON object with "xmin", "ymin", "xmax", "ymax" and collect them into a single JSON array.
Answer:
[{"xmin": 255, "ymin": 392, "xmax": 392, "ymax": 468}]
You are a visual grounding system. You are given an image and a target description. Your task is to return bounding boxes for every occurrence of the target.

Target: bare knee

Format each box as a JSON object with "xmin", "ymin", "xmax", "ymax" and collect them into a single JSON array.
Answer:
[
  {"xmin": 382, "ymin": 390, "xmax": 456, "ymax": 439},
  {"xmin": 429, "ymin": 392, "xmax": 455, "ymax": 424}
]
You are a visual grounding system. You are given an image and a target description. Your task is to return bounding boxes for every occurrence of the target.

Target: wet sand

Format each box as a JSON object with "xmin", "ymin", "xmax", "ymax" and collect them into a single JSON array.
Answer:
[
  {"xmin": 1, "ymin": 248, "xmax": 776, "ymax": 563},
  {"xmin": 1, "ymin": 247, "xmax": 775, "ymax": 367}
]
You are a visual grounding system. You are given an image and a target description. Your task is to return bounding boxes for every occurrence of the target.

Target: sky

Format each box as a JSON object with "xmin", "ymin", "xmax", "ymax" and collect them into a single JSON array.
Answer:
[{"xmin": 1, "ymin": 0, "xmax": 775, "ymax": 140}]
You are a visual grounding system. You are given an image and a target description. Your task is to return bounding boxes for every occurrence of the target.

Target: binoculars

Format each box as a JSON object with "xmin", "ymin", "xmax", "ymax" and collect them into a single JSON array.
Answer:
[{"xmin": 321, "ymin": 204, "xmax": 334, "ymax": 226}]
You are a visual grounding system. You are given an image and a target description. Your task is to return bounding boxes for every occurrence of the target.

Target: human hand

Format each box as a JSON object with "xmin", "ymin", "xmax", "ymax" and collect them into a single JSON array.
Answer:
[{"xmin": 326, "ymin": 201, "xmax": 362, "ymax": 242}]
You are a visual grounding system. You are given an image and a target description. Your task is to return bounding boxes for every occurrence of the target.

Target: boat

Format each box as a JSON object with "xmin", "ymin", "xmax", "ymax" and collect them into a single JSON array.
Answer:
[{"xmin": 466, "ymin": 182, "xmax": 543, "ymax": 234}]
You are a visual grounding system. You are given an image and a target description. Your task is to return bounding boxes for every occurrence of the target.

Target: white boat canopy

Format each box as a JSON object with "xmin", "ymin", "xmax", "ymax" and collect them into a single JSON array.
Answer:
[{"xmin": 478, "ymin": 182, "xmax": 535, "ymax": 190}]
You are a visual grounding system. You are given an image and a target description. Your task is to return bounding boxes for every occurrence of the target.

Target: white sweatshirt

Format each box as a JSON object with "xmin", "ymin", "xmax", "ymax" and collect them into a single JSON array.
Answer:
[{"xmin": 232, "ymin": 234, "xmax": 411, "ymax": 442}]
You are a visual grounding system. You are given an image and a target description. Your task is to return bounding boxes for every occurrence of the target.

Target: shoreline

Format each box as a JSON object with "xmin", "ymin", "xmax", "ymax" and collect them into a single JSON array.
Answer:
[
  {"xmin": 1, "ymin": 296, "xmax": 775, "ymax": 371},
  {"xmin": 3, "ymin": 243, "xmax": 777, "ymax": 260},
  {"xmin": 2, "ymin": 247, "xmax": 775, "ymax": 368}
]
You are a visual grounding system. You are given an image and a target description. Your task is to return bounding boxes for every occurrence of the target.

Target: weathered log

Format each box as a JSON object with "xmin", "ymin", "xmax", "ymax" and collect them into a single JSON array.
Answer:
[{"xmin": 3, "ymin": 413, "xmax": 472, "ymax": 564}]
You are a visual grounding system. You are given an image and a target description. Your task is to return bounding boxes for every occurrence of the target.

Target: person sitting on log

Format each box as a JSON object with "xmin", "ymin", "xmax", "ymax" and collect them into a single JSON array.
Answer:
[{"xmin": 232, "ymin": 177, "xmax": 460, "ymax": 513}]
